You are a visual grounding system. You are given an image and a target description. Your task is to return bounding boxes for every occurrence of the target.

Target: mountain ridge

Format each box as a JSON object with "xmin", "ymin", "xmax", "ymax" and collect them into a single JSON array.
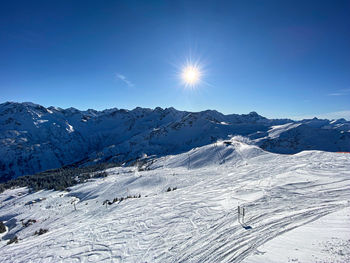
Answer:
[{"xmin": 1, "ymin": 101, "xmax": 349, "ymax": 181}]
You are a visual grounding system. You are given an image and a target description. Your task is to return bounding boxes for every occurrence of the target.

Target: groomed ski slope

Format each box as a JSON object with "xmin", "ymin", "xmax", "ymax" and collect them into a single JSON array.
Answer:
[{"xmin": 0, "ymin": 140, "xmax": 349, "ymax": 262}]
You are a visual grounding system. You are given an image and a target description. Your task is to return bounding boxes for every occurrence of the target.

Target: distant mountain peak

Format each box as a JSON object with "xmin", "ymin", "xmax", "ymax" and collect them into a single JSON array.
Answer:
[{"xmin": 0, "ymin": 101, "xmax": 349, "ymax": 181}]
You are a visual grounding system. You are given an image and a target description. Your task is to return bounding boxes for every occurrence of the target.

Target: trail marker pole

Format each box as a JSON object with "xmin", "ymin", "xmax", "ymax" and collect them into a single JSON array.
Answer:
[
  {"xmin": 71, "ymin": 198, "xmax": 78, "ymax": 211},
  {"xmin": 238, "ymin": 205, "xmax": 252, "ymax": 229},
  {"xmin": 188, "ymin": 153, "xmax": 191, "ymax": 170},
  {"xmin": 238, "ymin": 206, "xmax": 240, "ymax": 223},
  {"xmin": 237, "ymin": 206, "xmax": 245, "ymax": 224}
]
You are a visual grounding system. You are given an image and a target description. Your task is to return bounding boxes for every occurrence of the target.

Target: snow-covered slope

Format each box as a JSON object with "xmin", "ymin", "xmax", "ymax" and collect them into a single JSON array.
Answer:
[
  {"xmin": 0, "ymin": 141, "xmax": 349, "ymax": 262},
  {"xmin": 245, "ymin": 206, "xmax": 350, "ymax": 263},
  {"xmin": 1, "ymin": 101, "xmax": 349, "ymax": 180},
  {"xmin": 150, "ymin": 140, "xmax": 265, "ymax": 169},
  {"xmin": 258, "ymin": 121, "xmax": 350, "ymax": 154}
]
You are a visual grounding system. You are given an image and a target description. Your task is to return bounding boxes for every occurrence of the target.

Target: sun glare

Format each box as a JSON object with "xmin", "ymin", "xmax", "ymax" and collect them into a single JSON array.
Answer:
[{"xmin": 182, "ymin": 65, "xmax": 201, "ymax": 87}]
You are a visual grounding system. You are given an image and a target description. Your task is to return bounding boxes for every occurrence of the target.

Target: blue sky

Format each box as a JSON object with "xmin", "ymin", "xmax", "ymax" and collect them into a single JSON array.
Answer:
[{"xmin": 1, "ymin": 0, "xmax": 349, "ymax": 120}]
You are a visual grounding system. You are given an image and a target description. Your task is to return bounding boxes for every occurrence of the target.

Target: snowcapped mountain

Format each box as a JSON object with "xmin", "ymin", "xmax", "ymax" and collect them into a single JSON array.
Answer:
[
  {"xmin": 1, "ymin": 140, "xmax": 349, "ymax": 262},
  {"xmin": 0, "ymin": 101, "xmax": 349, "ymax": 181}
]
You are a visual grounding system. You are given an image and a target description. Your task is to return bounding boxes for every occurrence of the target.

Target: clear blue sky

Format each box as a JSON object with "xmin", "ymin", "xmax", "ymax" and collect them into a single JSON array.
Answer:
[{"xmin": 1, "ymin": 0, "xmax": 349, "ymax": 119}]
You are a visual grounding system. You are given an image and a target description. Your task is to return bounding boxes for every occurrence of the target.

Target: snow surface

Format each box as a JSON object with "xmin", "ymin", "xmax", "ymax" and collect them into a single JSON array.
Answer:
[
  {"xmin": 1, "ymin": 101, "xmax": 349, "ymax": 180},
  {"xmin": 0, "ymin": 141, "xmax": 349, "ymax": 262},
  {"xmin": 244, "ymin": 207, "xmax": 350, "ymax": 263}
]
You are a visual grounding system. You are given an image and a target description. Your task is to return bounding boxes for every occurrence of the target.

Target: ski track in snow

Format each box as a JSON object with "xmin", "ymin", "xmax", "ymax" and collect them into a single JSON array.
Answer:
[{"xmin": 0, "ymin": 145, "xmax": 350, "ymax": 262}]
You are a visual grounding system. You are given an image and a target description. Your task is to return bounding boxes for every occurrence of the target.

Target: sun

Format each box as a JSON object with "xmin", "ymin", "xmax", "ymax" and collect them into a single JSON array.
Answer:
[
  {"xmin": 182, "ymin": 65, "xmax": 201, "ymax": 87},
  {"xmin": 175, "ymin": 56, "xmax": 206, "ymax": 88}
]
